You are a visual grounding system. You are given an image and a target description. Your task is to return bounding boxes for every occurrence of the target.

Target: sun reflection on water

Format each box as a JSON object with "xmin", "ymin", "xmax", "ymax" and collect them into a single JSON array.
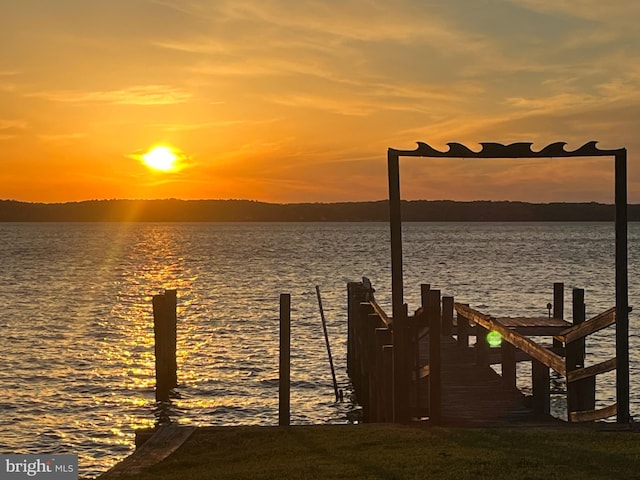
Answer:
[{"xmin": 0, "ymin": 222, "xmax": 638, "ymax": 478}]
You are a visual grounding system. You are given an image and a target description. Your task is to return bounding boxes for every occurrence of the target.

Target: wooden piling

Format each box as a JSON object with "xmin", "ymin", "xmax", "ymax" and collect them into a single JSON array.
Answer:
[
  {"xmin": 475, "ymin": 325, "xmax": 490, "ymax": 368},
  {"xmin": 442, "ymin": 296, "xmax": 453, "ymax": 336},
  {"xmin": 153, "ymin": 290, "xmax": 178, "ymax": 402},
  {"xmin": 567, "ymin": 288, "xmax": 596, "ymax": 418},
  {"xmin": 417, "ymin": 284, "xmax": 430, "ymax": 417},
  {"xmin": 427, "ymin": 289, "xmax": 442, "ymax": 424},
  {"xmin": 532, "ymin": 359, "xmax": 550, "ymax": 415},
  {"xmin": 566, "ymin": 288, "xmax": 583, "ymax": 419},
  {"xmin": 347, "ymin": 282, "xmax": 369, "ymax": 379},
  {"xmin": 358, "ymin": 302, "xmax": 375, "ymax": 420},
  {"xmin": 279, "ymin": 293, "xmax": 291, "ymax": 427},
  {"xmin": 375, "ymin": 328, "xmax": 392, "ymax": 422},
  {"xmin": 572, "ymin": 288, "xmax": 586, "ymax": 366},
  {"xmin": 393, "ymin": 303, "xmax": 411, "ymax": 423},
  {"xmin": 457, "ymin": 303, "xmax": 470, "ymax": 349},
  {"xmin": 382, "ymin": 345, "xmax": 394, "ymax": 423},
  {"xmin": 553, "ymin": 283, "xmax": 564, "ymax": 350},
  {"xmin": 501, "ymin": 342, "xmax": 517, "ymax": 389},
  {"xmin": 614, "ymin": 148, "xmax": 630, "ymax": 424}
]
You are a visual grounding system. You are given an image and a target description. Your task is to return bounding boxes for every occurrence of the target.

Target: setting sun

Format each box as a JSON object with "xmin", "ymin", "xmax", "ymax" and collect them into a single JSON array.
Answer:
[{"xmin": 141, "ymin": 146, "xmax": 179, "ymax": 172}]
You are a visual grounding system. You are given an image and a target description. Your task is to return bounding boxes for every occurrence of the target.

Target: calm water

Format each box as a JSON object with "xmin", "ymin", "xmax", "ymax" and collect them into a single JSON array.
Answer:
[{"xmin": 0, "ymin": 222, "xmax": 638, "ymax": 477}]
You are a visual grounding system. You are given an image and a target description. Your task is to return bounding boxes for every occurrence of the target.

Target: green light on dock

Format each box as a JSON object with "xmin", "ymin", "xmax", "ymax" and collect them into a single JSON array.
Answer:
[{"xmin": 487, "ymin": 331, "xmax": 502, "ymax": 347}]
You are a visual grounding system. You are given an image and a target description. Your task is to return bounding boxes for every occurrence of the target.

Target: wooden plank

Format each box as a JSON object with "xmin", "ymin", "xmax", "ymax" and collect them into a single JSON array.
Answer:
[
  {"xmin": 102, "ymin": 424, "xmax": 197, "ymax": 477},
  {"xmin": 497, "ymin": 317, "xmax": 570, "ymax": 328},
  {"xmin": 455, "ymin": 304, "xmax": 566, "ymax": 375},
  {"xmin": 436, "ymin": 335, "xmax": 557, "ymax": 426},
  {"xmin": 567, "ymin": 358, "xmax": 617, "ymax": 383},
  {"xmin": 555, "ymin": 307, "xmax": 616, "ymax": 344},
  {"xmin": 493, "ymin": 316, "xmax": 570, "ymax": 336},
  {"xmin": 370, "ymin": 298, "xmax": 392, "ymax": 328},
  {"xmin": 569, "ymin": 403, "xmax": 617, "ymax": 423}
]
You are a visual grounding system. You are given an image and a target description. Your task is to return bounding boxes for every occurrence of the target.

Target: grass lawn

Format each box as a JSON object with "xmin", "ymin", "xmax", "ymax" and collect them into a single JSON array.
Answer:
[{"xmin": 114, "ymin": 424, "xmax": 640, "ymax": 480}]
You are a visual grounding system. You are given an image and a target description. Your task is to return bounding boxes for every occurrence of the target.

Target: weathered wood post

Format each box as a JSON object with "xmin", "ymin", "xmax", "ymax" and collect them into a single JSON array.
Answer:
[
  {"xmin": 427, "ymin": 289, "xmax": 442, "ymax": 424},
  {"xmin": 153, "ymin": 289, "xmax": 178, "ymax": 402},
  {"xmin": 359, "ymin": 302, "xmax": 375, "ymax": 421},
  {"xmin": 347, "ymin": 282, "xmax": 369, "ymax": 379},
  {"xmin": 553, "ymin": 283, "xmax": 564, "ymax": 350},
  {"xmin": 382, "ymin": 345, "xmax": 394, "ymax": 422},
  {"xmin": 614, "ymin": 148, "xmax": 630, "ymax": 424},
  {"xmin": 375, "ymin": 327, "xmax": 392, "ymax": 422},
  {"xmin": 475, "ymin": 323, "xmax": 490, "ymax": 368},
  {"xmin": 566, "ymin": 288, "xmax": 595, "ymax": 418},
  {"xmin": 457, "ymin": 303, "xmax": 470, "ymax": 349},
  {"xmin": 532, "ymin": 360, "xmax": 550, "ymax": 415},
  {"xmin": 393, "ymin": 303, "xmax": 411, "ymax": 422},
  {"xmin": 442, "ymin": 296, "xmax": 454, "ymax": 336},
  {"xmin": 566, "ymin": 288, "xmax": 583, "ymax": 419},
  {"xmin": 368, "ymin": 312, "xmax": 381, "ymax": 422},
  {"xmin": 279, "ymin": 293, "xmax": 291, "ymax": 426},
  {"xmin": 501, "ymin": 342, "xmax": 517, "ymax": 389},
  {"xmin": 417, "ymin": 284, "xmax": 431, "ymax": 416}
]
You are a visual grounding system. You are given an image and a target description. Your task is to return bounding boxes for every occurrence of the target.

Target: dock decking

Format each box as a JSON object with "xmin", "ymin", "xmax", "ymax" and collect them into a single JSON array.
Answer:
[{"xmin": 347, "ymin": 279, "xmax": 619, "ymax": 426}]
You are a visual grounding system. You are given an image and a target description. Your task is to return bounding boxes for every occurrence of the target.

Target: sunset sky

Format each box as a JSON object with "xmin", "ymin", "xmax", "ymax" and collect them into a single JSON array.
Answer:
[{"xmin": 2, "ymin": 0, "xmax": 639, "ymax": 203}]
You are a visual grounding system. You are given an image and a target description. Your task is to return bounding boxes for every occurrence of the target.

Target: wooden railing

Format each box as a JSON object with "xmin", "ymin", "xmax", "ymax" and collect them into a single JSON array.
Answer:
[
  {"xmin": 348, "ymin": 279, "xmax": 621, "ymax": 424},
  {"xmin": 455, "ymin": 300, "xmax": 618, "ymax": 422}
]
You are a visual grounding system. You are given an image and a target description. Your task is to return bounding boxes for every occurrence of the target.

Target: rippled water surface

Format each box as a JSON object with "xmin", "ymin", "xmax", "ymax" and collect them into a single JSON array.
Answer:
[{"xmin": 0, "ymin": 222, "xmax": 638, "ymax": 477}]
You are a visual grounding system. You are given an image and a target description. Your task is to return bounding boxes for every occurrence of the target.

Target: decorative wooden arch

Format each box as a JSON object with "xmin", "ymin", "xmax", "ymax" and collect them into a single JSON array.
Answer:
[{"xmin": 387, "ymin": 141, "xmax": 629, "ymax": 423}]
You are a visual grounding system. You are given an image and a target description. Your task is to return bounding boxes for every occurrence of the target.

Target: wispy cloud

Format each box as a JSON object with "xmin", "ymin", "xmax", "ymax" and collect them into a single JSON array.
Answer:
[
  {"xmin": 0, "ymin": 120, "xmax": 27, "ymax": 130},
  {"xmin": 509, "ymin": 0, "xmax": 640, "ymax": 23},
  {"xmin": 27, "ymin": 85, "xmax": 193, "ymax": 105},
  {"xmin": 39, "ymin": 132, "xmax": 87, "ymax": 142},
  {"xmin": 155, "ymin": 120, "xmax": 245, "ymax": 132}
]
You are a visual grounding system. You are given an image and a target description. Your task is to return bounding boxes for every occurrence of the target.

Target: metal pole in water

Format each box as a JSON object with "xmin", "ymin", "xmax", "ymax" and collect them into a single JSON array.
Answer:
[{"xmin": 316, "ymin": 286, "xmax": 340, "ymax": 402}]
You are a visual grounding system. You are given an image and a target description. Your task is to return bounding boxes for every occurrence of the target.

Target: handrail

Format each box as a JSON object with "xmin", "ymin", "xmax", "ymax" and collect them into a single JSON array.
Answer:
[
  {"xmin": 554, "ymin": 307, "xmax": 616, "ymax": 344},
  {"xmin": 569, "ymin": 403, "xmax": 617, "ymax": 423},
  {"xmin": 567, "ymin": 358, "xmax": 616, "ymax": 383},
  {"xmin": 455, "ymin": 303, "xmax": 566, "ymax": 375},
  {"xmin": 370, "ymin": 298, "xmax": 392, "ymax": 328}
]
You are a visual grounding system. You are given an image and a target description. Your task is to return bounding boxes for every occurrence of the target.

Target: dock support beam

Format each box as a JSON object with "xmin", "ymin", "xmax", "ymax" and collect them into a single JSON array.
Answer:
[
  {"xmin": 388, "ymin": 149, "xmax": 410, "ymax": 423},
  {"xmin": 426, "ymin": 289, "xmax": 442, "ymax": 424},
  {"xmin": 153, "ymin": 289, "xmax": 178, "ymax": 403},
  {"xmin": 532, "ymin": 360, "xmax": 550, "ymax": 415},
  {"xmin": 279, "ymin": 293, "xmax": 291, "ymax": 426},
  {"xmin": 615, "ymin": 149, "xmax": 629, "ymax": 424}
]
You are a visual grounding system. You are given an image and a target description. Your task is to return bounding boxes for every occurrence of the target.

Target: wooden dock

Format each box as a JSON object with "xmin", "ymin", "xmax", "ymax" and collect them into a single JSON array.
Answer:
[{"xmin": 347, "ymin": 279, "xmax": 620, "ymax": 427}]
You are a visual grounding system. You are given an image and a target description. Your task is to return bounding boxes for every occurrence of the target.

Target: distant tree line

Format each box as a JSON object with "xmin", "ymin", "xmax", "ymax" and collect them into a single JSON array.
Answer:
[{"xmin": 0, "ymin": 199, "xmax": 638, "ymax": 222}]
